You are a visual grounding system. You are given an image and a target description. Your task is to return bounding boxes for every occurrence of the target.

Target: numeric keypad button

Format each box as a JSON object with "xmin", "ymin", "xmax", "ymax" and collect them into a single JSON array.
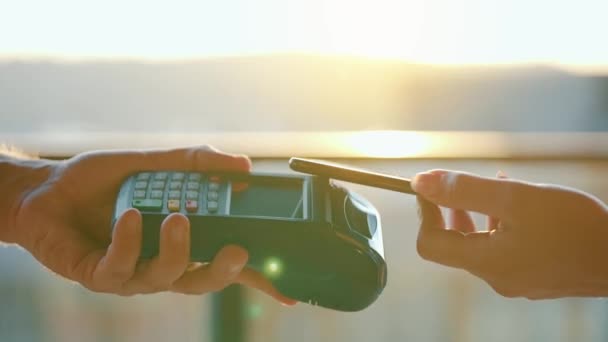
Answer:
[
  {"xmin": 188, "ymin": 173, "xmax": 202, "ymax": 181},
  {"xmin": 154, "ymin": 173, "xmax": 168, "ymax": 180},
  {"xmin": 150, "ymin": 190, "xmax": 164, "ymax": 199},
  {"xmin": 135, "ymin": 181, "xmax": 148, "ymax": 190},
  {"xmin": 186, "ymin": 191, "xmax": 199, "ymax": 200},
  {"xmin": 168, "ymin": 191, "xmax": 181, "ymax": 199},
  {"xmin": 151, "ymin": 181, "xmax": 165, "ymax": 190},
  {"xmin": 136, "ymin": 173, "xmax": 151, "ymax": 181},
  {"xmin": 171, "ymin": 173, "xmax": 185, "ymax": 181},
  {"xmin": 169, "ymin": 181, "xmax": 182, "ymax": 190},
  {"xmin": 133, "ymin": 190, "xmax": 146, "ymax": 199}
]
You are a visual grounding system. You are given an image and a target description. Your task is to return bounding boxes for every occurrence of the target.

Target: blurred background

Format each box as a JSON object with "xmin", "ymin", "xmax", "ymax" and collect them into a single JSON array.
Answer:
[{"xmin": 0, "ymin": 0, "xmax": 607, "ymax": 341}]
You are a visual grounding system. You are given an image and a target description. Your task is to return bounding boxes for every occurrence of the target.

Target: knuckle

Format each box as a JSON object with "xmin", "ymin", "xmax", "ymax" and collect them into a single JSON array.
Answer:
[
  {"xmin": 147, "ymin": 279, "xmax": 172, "ymax": 291},
  {"xmin": 199, "ymin": 144, "xmax": 218, "ymax": 153},
  {"xmin": 489, "ymin": 283, "xmax": 518, "ymax": 298},
  {"xmin": 116, "ymin": 290, "xmax": 137, "ymax": 297},
  {"xmin": 117, "ymin": 285, "xmax": 146, "ymax": 296},
  {"xmin": 169, "ymin": 284, "xmax": 200, "ymax": 295},
  {"xmin": 81, "ymin": 281, "xmax": 119, "ymax": 295},
  {"xmin": 416, "ymin": 236, "xmax": 434, "ymax": 261},
  {"xmin": 139, "ymin": 284, "xmax": 166, "ymax": 294},
  {"xmin": 105, "ymin": 269, "xmax": 133, "ymax": 282},
  {"xmin": 498, "ymin": 181, "xmax": 521, "ymax": 218},
  {"xmin": 445, "ymin": 173, "xmax": 461, "ymax": 204},
  {"xmin": 189, "ymin": 148, "xmax": 205, "ymax": 171},
  {"xmin": 207, "ymin": 278, "xmax": 230, "ymax": 293}
]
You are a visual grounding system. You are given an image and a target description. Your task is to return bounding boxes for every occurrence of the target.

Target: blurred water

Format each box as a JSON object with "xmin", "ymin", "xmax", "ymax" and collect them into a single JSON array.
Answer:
[
  {"xmin": 0, "ymin": 56, "xmax": 607, "ymax": 133},
  {"xmin": 2, "ymin": 158, "xmax": 607, "ymax": 342}
]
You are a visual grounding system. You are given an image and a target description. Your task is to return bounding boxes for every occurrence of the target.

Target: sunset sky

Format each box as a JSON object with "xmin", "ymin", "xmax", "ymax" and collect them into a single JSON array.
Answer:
[{"xmin": 1, "ymin": 0, "xmax": 607, "ymax": 70}]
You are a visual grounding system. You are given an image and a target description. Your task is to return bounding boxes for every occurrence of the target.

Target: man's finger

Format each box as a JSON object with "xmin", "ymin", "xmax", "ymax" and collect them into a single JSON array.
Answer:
[
  {"xmin": 417, "ymin": 197, "xmax": 493, "ymax": 271},
  {"xmin": 170, "ymin": 245, "xmax": 248, "ymax": 294},
  {"xmin": 235, "ymin": 268, "xmax": 298, "ymax": 306},
  {"xmin": 93, "ymin": 208, "xmax": 141, "ymax": 289},
  {"xmin": 139, "ymin": 146, "xmax": 252, "ymax": 173},
  {"xmin": 123, "ymin": 213, "xmax": 190, "ymax": 293},
  {"xmin": 86, "ymin": 146, "xmax": 251, "ymax": 180},
  {"xmin": 412, "ymin": 169, "xmax": 519, "ymax": 218}
]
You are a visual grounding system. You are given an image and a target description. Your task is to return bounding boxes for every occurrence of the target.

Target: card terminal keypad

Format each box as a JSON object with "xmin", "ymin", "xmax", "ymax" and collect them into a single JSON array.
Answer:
[{"xmin": 130, "ymin": 172, "xmax": 226, "ymax": 214}]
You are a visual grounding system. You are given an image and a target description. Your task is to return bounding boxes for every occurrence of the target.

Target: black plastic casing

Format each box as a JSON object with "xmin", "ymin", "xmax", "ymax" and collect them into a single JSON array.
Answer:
[{"xmin": 113, "ymin": 172, "xmax": 387, "ymax": 311}]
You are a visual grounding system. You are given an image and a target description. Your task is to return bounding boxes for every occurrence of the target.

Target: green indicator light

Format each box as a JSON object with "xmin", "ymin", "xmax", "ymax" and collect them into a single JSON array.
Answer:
[
  {"xmin": 245, "ymin": 303, "xmax": 264, "ymax": 320},
  {"xmin": 263, "ymin": 257, "xmax": 283, "ymax": 278}
]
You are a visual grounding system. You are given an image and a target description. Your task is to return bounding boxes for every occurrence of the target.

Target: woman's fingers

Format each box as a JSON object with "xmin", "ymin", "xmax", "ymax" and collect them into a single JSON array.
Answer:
[
  {"xmin": 449, "ymin": 209, "xmax": 476, "ymax": 233},
  {"xmin": 412, "ymin": 170, "xmax": 514, "ymax": 218},
  {"xmin": 487, "ymin": 171, "xmax": 508, "ymax": 231}
]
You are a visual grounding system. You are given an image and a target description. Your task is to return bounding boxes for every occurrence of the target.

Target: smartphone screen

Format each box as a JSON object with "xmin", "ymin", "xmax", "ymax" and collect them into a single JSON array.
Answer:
[{"xmin": 289, "ymin": 158, "xmax": 415, "ymax": 195}]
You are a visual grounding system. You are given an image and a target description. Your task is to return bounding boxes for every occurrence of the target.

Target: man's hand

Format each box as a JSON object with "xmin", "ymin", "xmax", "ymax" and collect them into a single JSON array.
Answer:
[
  {"xmin": 413, "ymin": 169, "xmax": 608, "ymax": 299},
  {"xmin": 5, "ymin": 146, "xmax": 295, "ymax": 304}
]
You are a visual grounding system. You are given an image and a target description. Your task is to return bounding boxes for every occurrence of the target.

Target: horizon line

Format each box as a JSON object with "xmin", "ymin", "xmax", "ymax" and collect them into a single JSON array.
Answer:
[{"xmin": 1, "ymin": 52, "xmax": 607, "ymax": 75}]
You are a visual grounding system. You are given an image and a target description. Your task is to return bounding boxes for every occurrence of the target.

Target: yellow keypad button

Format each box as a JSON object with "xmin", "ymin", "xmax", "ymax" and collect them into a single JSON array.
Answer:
[{"xmin": 168, "ymin": 200, "xmax": 181, "ymax": 212}]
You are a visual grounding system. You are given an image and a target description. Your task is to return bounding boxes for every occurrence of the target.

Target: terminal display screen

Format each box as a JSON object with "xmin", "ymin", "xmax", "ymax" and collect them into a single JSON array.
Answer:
[{"xmin": 229, "ymin": 176, "xmax": 305, "ymax": 219}]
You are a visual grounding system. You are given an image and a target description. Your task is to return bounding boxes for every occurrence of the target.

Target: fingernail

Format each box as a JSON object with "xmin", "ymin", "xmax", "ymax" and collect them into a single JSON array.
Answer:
[
  {"xmin": 172, "ymin": 224, "xmax": 187, "ymax": 242},
  {"xmin": 122, "ymin": 209, "xmax": 140, "ymax": 233},
  {"xmin": 281, "ymin": 300, "xmax": 298, "ymax": 307},
  {"xmin": 412, "ymin": 172, "xmax": 441, "ymax": 197},
  {"xmin": 226, "ymin": 263, "xmax": 243, "ymax": 276}
]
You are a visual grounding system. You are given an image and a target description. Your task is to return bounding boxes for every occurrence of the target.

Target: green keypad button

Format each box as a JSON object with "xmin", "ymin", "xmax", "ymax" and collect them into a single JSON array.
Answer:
[{"xmin": 132, "ymin": 199, "xmax": 163, "ymax": 211}]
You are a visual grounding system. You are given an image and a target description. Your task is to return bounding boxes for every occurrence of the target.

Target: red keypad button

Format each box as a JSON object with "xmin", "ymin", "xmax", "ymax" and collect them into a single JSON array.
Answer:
[{"xmin": 185, "ymin": 200, "xmax": 198, "ymax": 213}]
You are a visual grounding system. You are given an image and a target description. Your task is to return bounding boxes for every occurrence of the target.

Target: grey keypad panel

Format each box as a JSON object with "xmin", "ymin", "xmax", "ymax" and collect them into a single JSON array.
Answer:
[{"xmin": 130, "ymin": 172, "xmax": 226, "ymax": 214}]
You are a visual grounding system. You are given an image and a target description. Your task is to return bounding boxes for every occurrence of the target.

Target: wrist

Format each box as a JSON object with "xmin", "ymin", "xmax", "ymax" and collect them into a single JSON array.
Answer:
[{"xmin": 0, "ymin": 155, "xmax": 54, "ymax": 243}]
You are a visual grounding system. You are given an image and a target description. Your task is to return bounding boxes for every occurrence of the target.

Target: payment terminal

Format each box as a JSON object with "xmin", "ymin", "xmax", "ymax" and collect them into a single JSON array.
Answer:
[{"xmin": 112, "ymin": 159, "xmax": 413, "ymax": 311}]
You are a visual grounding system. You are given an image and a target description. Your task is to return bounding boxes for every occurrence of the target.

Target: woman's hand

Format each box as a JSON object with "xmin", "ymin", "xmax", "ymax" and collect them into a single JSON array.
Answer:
[{"xmin": 413, "ymin": 169, "xmax": 608, "ymax": 299}]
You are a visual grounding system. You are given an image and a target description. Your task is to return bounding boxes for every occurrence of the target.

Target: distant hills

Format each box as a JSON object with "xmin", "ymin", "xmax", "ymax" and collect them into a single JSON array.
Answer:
[{"xmin": 0, "ymin": 54, "xmax": 606, "ymax": 132}]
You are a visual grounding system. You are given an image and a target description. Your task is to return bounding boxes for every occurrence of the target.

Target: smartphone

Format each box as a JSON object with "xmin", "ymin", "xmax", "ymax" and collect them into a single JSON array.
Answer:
[{"xmin": 289, "ymin": 157, "xmax": 415, "ymax": 195}]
